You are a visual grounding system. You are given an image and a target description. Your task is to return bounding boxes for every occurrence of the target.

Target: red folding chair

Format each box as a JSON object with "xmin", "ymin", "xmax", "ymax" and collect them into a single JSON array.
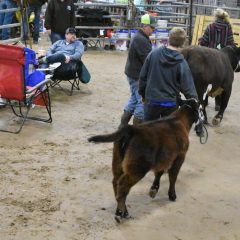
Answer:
[{"xmin": 0, "ymin": 44, "xmax": 52, "ymax": 134}]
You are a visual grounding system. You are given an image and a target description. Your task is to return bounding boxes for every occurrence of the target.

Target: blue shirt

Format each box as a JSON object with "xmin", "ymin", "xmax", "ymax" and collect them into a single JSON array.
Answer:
[{"xmin": 47, "ymin": 39, "xmax": 84, "ymax": 61}]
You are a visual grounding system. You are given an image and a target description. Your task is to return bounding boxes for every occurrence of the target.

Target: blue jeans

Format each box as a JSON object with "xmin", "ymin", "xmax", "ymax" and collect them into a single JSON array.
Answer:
[
  {"xmin": 124, "ymin": 76, "xmax": 144, "ymax": 120},
  {"xmin": 0, "ymin": 0, "xmax": 17, "ymax": 40},
  {"xmin": 50, "ymin": 32, "xmax": 65, "ymax": 44}
]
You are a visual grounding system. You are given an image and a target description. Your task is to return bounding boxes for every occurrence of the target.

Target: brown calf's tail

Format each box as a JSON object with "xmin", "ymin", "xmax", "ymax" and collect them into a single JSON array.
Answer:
[{"xmin": 88, "ymin": 125, "xmax": 135, "ymax": 143}]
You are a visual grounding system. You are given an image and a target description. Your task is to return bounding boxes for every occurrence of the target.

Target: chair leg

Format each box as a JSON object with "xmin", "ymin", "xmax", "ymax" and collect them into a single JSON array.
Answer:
[
  {"xmin": 0, "ymin": 103, "xmax": 32, "ymax": 134},
  {"xmin": 51, "ymin": 76, "xmax": 80, "ymax": 96},
  {"xmin": 3, "ymin": 88, "xmax": 52, "ymax": 134},
  {"xmin": 69, "ymin": 76, "xmax": 81, "ymax": 96}
]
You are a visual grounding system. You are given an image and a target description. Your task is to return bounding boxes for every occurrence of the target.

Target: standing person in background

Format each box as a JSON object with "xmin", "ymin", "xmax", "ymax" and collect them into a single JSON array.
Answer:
[
  {"xmin": 198, "ymin": 8, "xmax": 235, "ymax": 110},
  {"xmin": 0, "ymin": 0, "xmax": 17, "ymax": 40},
  {"xmin": 26, "ymin": 0, "xmax": 47, "ymax": 44},
  {"xmin": 198, "ymin": 8, "xmax": 235, "ymax": 49},
  {"xmin": 44, "ymin": 0, "xmax": 75, "ymax": 44},
  {"xmin": 139, "ymin": 27, "xmax": 198, "ymax": 121},
  {"xmin": 118, "ymin": 13, "xmax": 156, "ymax": 128},
  {"xmin": 22, "ymin": 0, "xmax": 47, "ymax": 43}
]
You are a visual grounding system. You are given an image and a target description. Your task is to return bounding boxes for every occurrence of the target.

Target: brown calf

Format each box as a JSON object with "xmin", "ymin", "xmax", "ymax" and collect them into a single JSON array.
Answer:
[{"xmin": 88, "ymin": 99, "xmax": 199, "ymax": 223}]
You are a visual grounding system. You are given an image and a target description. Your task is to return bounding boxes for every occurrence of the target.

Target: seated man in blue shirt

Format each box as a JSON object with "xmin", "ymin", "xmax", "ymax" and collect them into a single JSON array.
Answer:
[{"xmin": 39, "ymin": 27, "xmax": 84, "ymax": 65}]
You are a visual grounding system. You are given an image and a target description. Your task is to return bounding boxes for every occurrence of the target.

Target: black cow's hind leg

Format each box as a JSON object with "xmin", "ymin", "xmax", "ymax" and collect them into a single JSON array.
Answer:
[
  {"xmin": 215, "ymin": 95, "xmax": 221, "ymax": 111},
  {"xmin": 212, "ymin": 87, "xmax": 231, "ymax": 126}
]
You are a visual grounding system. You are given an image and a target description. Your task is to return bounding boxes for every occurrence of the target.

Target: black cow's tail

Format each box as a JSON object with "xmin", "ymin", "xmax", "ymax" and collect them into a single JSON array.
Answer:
[{"xmin": 88, "ymin": 125, "xmax": 136, "ymax": 143}]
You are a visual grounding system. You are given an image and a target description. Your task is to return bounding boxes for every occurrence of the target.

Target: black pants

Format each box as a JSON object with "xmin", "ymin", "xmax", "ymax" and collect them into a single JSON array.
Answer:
[{"xmin": 144, "ymin": 103, "xmax": 178, "ymax": 121}]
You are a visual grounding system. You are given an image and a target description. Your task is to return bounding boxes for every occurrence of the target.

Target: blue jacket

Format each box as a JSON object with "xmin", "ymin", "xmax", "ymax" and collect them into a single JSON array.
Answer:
[
  {"xmin": 139, "ymin": 46, "xmax": 198, "ymax": 103},
  {"xmin": 47, "ymin": 39, "xmax": 84, "ymax": 61}
]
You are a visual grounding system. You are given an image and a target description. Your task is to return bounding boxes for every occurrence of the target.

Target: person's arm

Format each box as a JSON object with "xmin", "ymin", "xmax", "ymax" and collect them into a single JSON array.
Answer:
[
  {"xmin": 198, "ymin": 25, "xmax": 210, "ymax": 47},
  {"xmin": 139, "ymin": 54, "xmax": 151, "ymax": 100},
  {"xmin": 44, "ymin": 0, "xmax": 54, "ymax": 30},
  {"xmin": 46, "ymin": 41, "xmax": 58, "ymax": 56},
  {"xmin": 180, "ymin": 61, "xmax": 198, "ymax": 100},
  {"xmin": 134, "ymin": 37, "xmax": 152, "ymax": 64},
  {"xmin": 69, "ymin": 41, "xmax": 84, "ymax": 61},
  {"xmin": 227, "ymin": 24, "xmax": 235, "ymax": 46}
]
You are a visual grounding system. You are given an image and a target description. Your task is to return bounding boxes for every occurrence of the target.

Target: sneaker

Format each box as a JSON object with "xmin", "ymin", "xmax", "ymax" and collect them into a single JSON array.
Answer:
[
  {"xmin": 33, "ymin": 40, "xmax": 38, "ymax": 44},
  {"xmin": 49, "ymin": 62, "xmax": 61, "ymax": 70}
]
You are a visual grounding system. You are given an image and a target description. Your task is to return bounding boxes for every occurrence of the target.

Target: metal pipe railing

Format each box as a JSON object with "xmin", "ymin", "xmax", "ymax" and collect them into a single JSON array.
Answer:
[
  {"xmin": 0, "ymin": 23, "xmax": 21, "ymax": 30},
  {"xmin": 0, "ymin": 7, "xmax": 22, "ymax": 43},
  {"xmin": 0, "ymin": 7, "xmax": 19, "ymax": 13}
]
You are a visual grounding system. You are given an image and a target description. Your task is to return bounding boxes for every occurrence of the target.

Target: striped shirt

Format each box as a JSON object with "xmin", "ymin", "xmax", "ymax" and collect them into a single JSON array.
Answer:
[{"xmin": 198, "ymin": 20, "xmax": 235, "ymax": 49}]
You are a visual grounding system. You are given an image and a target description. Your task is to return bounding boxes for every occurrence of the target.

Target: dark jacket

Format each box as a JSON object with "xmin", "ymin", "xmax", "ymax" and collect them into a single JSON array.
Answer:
[
  {"xmin": 139, "ymin": 46, "xmax": 197, "ymax": 103},
  {"xmin": 198, "ymin": 20, "xmax": 235, "ymax": 49},
  {"xmin": 28, "ymin": 0, "xmax": 47, "ymax": 6},
  {"xmin": 44, "ymin": 0, "xmax": 75, "ymax": 35},
  {"xmin": 124, "ymin": 29, "xmax": 152, "ymax": 80}
]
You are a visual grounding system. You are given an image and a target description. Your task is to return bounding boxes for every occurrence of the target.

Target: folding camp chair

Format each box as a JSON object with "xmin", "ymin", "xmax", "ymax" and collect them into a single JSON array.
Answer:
[
  {"xmin": 50, "ymin": 61, "xmax": 82, "ymax": 96},
  {"xmin": 0, "ymin": 44, "xmax": 52, "ymax": 134}
]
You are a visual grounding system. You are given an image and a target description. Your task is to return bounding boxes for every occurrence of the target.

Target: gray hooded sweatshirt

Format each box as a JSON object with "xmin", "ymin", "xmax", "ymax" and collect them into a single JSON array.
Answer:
[{"xmin": 139, "ymin": 46, "xmax": 198, "ymax": 104}]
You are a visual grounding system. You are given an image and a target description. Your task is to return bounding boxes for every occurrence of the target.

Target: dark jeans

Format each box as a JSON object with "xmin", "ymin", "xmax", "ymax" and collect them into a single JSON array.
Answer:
[
  {"xmin": 144, "ymin": 103, "xmax": 178, "ymax": 121},
  {"xmin": 22, "ymin": 4, "xmax": 42, "ymax": 41},
  {"xmin": 43, "ymin": 53, "xmax": 81, "ymax": 79},
  {"xmin": 38, "ymin": 53, "xmax": 66, "ymax": 71},
  {"xmin": 46, "ymin": 53, "xmax": 66, "ymax": 64},
  {"xmin": 28, "ymin": 4, "xmax": 42, "ymax": 42}
]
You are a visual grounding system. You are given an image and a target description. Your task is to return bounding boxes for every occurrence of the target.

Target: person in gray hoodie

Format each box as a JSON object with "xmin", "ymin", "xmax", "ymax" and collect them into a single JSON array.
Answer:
[{"xmin": 139, "ymin": 27, "xmax": 198, "ymax": 121}]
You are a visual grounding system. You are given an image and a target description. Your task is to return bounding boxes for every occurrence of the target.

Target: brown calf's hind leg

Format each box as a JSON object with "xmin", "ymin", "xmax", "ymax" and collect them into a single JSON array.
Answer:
[
  {"xmin": 112, "ymin": 142, "xmax": 124, "ymax": 198},
  {"xmin": 115, "ymin": 173, "xmax": 145, "ymax": 223},
  {"xmin": 112, "ymin": 164, "xmax": 124, "ymax": 199},
  {"xmin": 168, "ymin": 155, "xmax": 185, "ymax": 201},
  {"xmin": 149, "ymin": 171, "xmax": 164, "ymax": 199}
]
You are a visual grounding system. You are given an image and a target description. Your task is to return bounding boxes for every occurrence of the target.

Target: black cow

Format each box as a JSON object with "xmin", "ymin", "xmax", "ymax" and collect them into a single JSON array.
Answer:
[{"xmin": 181, "ymin": 45, "xmax": 240, "ymax": 125}]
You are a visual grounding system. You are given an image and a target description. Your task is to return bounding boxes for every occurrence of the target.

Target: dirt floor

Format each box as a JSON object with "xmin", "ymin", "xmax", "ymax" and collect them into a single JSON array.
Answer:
[{"xmin": 0, "ymin": 39, "xmax": 240, "ymax": 240}]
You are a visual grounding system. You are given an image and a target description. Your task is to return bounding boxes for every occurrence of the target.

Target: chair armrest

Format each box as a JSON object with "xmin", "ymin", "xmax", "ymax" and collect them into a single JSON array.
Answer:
[{"xmin": 26, "ymin": 79, "xmax": 51, "ymax": 96}]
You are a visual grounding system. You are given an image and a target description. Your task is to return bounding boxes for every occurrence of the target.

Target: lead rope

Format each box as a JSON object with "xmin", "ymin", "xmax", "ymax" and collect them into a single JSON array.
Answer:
[{"xmin": 195, "ymin": 106, "xmax": 208, "ymax": 144}]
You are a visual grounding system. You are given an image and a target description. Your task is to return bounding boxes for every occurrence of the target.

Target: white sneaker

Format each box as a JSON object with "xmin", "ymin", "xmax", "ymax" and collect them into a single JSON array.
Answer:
[{"xmin": 49, "ymin": 62, "xmax": 61, "ymax": 70}]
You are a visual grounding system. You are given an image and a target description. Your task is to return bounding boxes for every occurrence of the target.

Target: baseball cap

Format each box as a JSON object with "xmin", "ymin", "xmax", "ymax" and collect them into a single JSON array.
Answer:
[
  {"xmin": 141, "ymin": 14, "xmax": 157, "ymax": 28},
  {"xmin": 65, "ymin": 27, "xmax": 77, "ymax": 34}
]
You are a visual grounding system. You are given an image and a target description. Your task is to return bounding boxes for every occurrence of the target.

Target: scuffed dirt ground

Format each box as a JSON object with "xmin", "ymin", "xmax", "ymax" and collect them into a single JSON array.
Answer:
[{"xmin": 0, "ymin": 43, "xmax": 240, "ymax": 240}]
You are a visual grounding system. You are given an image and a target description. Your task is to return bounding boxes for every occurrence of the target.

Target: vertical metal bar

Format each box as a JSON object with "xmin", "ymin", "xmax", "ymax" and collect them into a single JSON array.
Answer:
[{"xmin": 189, "ymin": 0, "xmax": 193, "ymax": 45}]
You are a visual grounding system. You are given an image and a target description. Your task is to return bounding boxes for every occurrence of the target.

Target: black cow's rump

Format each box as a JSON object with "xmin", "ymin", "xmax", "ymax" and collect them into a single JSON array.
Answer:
[{"xmin": 181, "ymin": 45, "xmax": 240, "ymax": 125}]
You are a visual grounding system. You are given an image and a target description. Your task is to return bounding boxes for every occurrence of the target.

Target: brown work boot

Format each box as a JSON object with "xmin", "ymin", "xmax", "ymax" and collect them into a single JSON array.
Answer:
[
  {"xmin": 133, "ymin": 117, "xmax": 142, "ymax": 125},
  {"xmin": 118, "ymin": 111, "xmax": 132, "ymax": 129}
]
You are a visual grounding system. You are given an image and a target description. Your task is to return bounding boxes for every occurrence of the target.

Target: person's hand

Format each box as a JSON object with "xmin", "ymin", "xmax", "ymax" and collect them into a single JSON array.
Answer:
[{"xmin": 65, "ymin": 55, "xmax": 71, "ymax": 63}]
